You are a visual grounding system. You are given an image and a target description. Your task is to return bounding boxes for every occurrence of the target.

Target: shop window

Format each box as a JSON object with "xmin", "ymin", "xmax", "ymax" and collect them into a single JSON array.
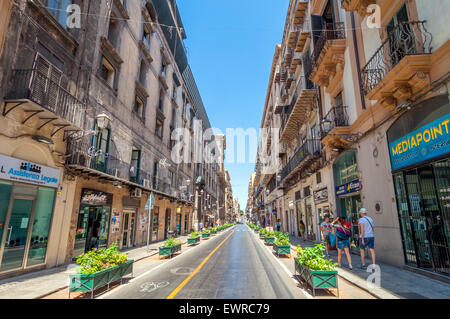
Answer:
[
  {"xmin": 334, "ymin": 150, "xmax": 359, "ymax": 186},
  {"xmin": 27, "ymin": 187, "xmax": 56, "ymax": 266},
  {"xmin": 99, "ymin": 56, "xmax": 116, "ymax": 88},
  {"xmin": 0, "ymin": 182, "xmax": 13, "ymax": 254}
]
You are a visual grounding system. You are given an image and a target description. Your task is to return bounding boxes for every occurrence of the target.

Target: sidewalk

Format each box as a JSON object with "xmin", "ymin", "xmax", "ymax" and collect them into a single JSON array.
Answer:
[
  {"xmin": 0, "ymin": 235, "xmax": 189, "ymax": 299},
  {"xmin": 289, "ymin": 235, "xmax": 450, "ymax": 299}
]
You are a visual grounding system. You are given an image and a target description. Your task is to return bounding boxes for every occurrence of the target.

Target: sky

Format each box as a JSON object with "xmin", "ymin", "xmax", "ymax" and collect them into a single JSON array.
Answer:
[{"xmin": 177, "ymin": 0, "xmax": 289, "ymax": 209}]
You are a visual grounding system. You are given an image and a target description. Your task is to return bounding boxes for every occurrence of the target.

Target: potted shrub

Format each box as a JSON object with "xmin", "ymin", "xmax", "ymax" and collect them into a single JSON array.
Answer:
[
  {"xmin": 159, "ymin": 238, "xmax": 182, "ymax": 259},
  {"xmin": 294, "ymin": 244, "xmax": 339, "ymax": 297},
  {"xmin": 259, "ymin": 228, "xmax": 267, "ymax": 239},
  {"xmin": 264, "ymin": 231, "xmax": 276, "ymax": 245},
  {"xmin": 273, "ymin": 232, "xmax": 291, "ymax": 257},
  {"xmin": 202, "ymin": 229, "xmax": 210, "ymax": 239},
  {"xmin": 187, "ymin": 232, "xmax": 201, "ymax": 245},
  {"xmin": 69, "ymin": 243, "xmax": 133, "ymax": 299},
  {"xmin": 209, "ymin": 227, "xmax": 217, "ymax": 235}
]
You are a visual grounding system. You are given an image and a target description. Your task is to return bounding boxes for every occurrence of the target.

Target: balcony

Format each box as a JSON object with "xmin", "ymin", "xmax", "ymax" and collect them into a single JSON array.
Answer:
[
  {"xmin": 3, "ymin": 69, "xmax": 85, "ymax": 134},
  {"xmin": 320, "ymin": 106, "xmax": 351, "ymax": 149},
  {"xmin": 65, "ymin": 138, "xmax": 190, "ymax": 201},
  {"xmin": 361, "ymin": 21, "xmax": 432, "ymax": 107},
  {"xmin": 280, "ymin": 139, "xmax": 321, "ymax": 182},
  {"xmin": 310, "ymin": 0, "xmax": 328, "ymax": 15},
  {"xmin": 293, "ymin": 1, "xmax": 309, "ymax": 26},
  {"xmin": 341, "ymin": 0, "xmax": 376, "ymax": 16},
  {"xmin": 280, "ymin": 76, "xmax": 318, "ymax": 143},
  {"xmin": 309, "ymin": 22, "xmax": 346, "ymax": 90}
]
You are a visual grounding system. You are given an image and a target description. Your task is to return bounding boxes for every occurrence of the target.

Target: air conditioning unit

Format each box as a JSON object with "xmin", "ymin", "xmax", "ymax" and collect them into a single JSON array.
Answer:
[
  {"xmin": 143, "ymin": 179, "xmax": 151, "ymax": 188},
  {"xmin": 131, "ymin": 188, "xmax": 142, "ymax": 198}
]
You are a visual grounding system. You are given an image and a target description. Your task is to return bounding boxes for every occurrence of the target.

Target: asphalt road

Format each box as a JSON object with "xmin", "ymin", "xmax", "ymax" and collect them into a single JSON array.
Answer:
[{"xmin": 101, "ymin": 224, "xmax": 307, "ymax": 299}]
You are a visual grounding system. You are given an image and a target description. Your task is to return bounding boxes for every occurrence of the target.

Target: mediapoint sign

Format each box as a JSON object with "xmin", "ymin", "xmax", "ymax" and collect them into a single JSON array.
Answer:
[
  {"xmin": 389, "ymin": 114, "xmax": 450, "ymax": 171},
  {"xmin": 0, "ymin": 154, "xmax": 60, "ymax": 188}
]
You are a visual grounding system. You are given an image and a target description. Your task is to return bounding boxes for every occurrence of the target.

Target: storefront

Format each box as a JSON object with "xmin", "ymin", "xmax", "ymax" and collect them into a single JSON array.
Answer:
[
  {"xmin": 334, "ymin": 150, "xmax": 361, "ymax": 252},
  {"xmin": 0, "ymin": 154, "xmax": 59, "ymax": 273},
  {"xmin": 388, "ymin": 94, "xmax": 450, "ymax": 276},
  {"xmin": 314, "ymin": 187, "xmax": 331, "ymax": 238},
  {"xmin": 73, "ymin": 189, "xmax": 112, "ymax": 257}
]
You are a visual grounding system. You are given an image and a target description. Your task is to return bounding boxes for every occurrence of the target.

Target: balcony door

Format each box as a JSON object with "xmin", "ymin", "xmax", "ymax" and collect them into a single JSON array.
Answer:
[
  {"xmin": 91, "ymin": 125, "xmax": 110, "ymax": 173},
  {"xmin": 130, "ymin": 149, "xmax": 141, "ymax": 184},
  {"xmin": 387, "ymin": 4, "xmax": 414, "ymax": 67}
]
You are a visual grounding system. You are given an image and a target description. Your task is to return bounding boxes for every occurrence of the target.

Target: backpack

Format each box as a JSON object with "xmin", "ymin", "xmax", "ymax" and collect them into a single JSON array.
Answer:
[{"xmin": 336, "ymin": 225, "xmax": 351, "ymax": 240}]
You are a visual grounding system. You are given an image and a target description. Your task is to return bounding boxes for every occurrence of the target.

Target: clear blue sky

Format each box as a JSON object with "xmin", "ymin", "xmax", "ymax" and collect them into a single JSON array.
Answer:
[{"xmin": 177, "ymin": 0, "xmax": 289, "ymax": 209}]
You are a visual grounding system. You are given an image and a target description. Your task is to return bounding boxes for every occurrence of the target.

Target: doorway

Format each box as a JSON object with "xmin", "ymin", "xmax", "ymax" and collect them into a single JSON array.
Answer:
[
  {"xmin": 164, "ymin": 208, "xmax": 171, "ymax": 239},
  {"xmin": 122, "ymin": 210, "xmax": 136, "ymax": 249}
]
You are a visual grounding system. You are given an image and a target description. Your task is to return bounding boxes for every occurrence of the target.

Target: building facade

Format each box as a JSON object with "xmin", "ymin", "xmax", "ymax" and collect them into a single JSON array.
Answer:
[
  {"xmin": 0, "ymin": 0, "xmax": 223, "ymax": 279},
  {"xmin": 250, "ymin": 0, "xmax": 450, "ymax": 279}
]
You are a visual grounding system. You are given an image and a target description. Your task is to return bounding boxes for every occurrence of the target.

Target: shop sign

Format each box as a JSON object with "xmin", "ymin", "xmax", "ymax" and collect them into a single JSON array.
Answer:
[
  {"xmin": 335, "ymin": 179, "xmax": 361, "ymax": 196},
  {"xmin": 81, "ymin": 189, "xmax": 112, "ymax": 206},
  {"xmin": 314, "ymin": 188, "xmax": 328, "ymax": 203},
  {"xmin": 389, "ymin": 114, "xmax": 450, "ymax": 171},
  {"xmin": 0, "ymin": 154, "xmax": 59, "ymax": 188}
]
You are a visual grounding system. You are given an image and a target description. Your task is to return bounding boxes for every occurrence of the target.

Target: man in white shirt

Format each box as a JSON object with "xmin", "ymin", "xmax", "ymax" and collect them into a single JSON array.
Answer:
[{"xmin": 359, "ymin": 208, "xmax": 375, "ymax": 268}]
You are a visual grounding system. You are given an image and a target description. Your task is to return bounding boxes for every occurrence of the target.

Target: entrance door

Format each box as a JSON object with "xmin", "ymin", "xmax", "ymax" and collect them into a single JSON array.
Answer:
[
  {"xmin": 164, "ymin": 208, "xmax": 171, "ymax": 239},
  {"xmin": 151, "ymin": 206, "xmax": 159, "ymax": 242},
  {"xmin": 290, "ymin": 209, "xmax": 295, "ymax": 236},
  {"xmin": 417, "ymin": 167, "xmax": 449, "ymax": 274},
  {"xmin": 0, "ymin": 197, "xmax": 35, "ymax": 272},
  {"xmin": 122, "ymin": 211, "xmax": 136, "ymax": 249}
]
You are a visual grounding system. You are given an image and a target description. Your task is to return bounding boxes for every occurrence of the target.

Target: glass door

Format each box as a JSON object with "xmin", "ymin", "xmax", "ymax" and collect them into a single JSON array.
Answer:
[
  {"xmin": 0, "ymin": 197, "xmax": 35, "ymax": 272},
  {"xmin": 151, "ymin": 206, "xmax": 159, "ymax": 242},
  {"xmin": 122, "ymin": 213, "xmax": 130, "ymax": 248}
]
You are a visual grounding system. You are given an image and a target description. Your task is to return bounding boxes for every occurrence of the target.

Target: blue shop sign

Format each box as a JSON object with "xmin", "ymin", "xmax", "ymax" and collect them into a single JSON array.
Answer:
[
  {"xmin": 389, "ymin": 114, "xmax": 450, "ymax": 171},
  {"xmin": 336, "ymin": 179, "xmax": 361, "ymax": 196}
]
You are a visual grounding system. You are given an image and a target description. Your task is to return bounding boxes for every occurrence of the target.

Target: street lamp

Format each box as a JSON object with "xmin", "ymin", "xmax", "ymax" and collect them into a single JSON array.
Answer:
[{"xmin": 96, "ymin": 113, "xmax": 111, "ymax": 130}]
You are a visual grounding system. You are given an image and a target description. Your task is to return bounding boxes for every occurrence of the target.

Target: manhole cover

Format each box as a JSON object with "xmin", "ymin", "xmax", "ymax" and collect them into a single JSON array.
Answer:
[{"xmin": 170, "ymin": 267, "xmax": 194, "ymax": 275}]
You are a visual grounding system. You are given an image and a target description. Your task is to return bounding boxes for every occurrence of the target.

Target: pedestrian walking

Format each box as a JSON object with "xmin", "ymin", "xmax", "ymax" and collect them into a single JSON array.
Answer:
[
  {"xmin": 299, "ymin": 220, "xmax": 306, "ymax": 240},
  {"xmin": 359, "ymin": 208, "xmax": 375, "ymax": 268},
  {"xmin": 331, "ymin": 217, "xmax": 353, "ymax": 270},
  {"xmin": 276, "ymin": 219, "xmax": 281, "ymax": 232},
  {"xmin": 320, "ymin": 216, "xmax": 331, "ymax": 256}
]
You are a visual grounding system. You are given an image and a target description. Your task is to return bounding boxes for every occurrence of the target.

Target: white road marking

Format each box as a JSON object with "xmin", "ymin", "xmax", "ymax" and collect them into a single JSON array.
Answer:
[
  {"xmin": 139, "ymin": 281, "xmax": 169, "ymax": 293},
  {"xmin": 98, "ymin": 226, "xmax": 236, "ymax": 299},
  {"xmin": 251, "ymin": 227, "xmax": 313, "ymax": 299}
]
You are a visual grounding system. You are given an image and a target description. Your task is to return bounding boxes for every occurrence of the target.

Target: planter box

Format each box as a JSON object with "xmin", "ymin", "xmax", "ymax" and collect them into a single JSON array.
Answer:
[
  {"xmin": 69, "ymin": 260, "xmax": 134, "ymax": 299},
  {"xmin": 187, "ymin": 236, "xmax": 200, "ymax": 245},
  {"xmin": 273, "ymin": 244, "xmax": 291, "ymax": 256},
  {"xmin": 159, "ymin": 244, "xmax": 181, "ymax": 258},
  {"xmin": 264, "ymin": 237, "xmax": 275, "ymax": 245},
  {"xmin": 202, "ymin": 233, "xmax": 210, "ymax": 238},
  {"xmin": 210, "ymin": 230, "xmax": 216, "ymax": 235},
  {"xmin": 294, "ymin": 258, "xmax": 339, "ymax": 297}
]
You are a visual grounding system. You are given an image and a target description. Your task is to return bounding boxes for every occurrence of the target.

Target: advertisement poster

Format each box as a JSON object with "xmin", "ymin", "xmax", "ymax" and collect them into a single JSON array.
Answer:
[
  {"xmin": 140, "ymin": 212, "xmax": 147, "ymax": 230},
  {"xmin": 111, "ymin": 211, "xmax": 121, "ymax": 233}
]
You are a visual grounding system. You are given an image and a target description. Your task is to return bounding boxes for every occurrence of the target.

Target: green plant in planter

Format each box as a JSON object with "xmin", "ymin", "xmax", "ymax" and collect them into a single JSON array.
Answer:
[
  {"xmin": 296, "ymin": 244, "xmax": 337, "ymax": 271},
  {"xmin": 76, "ymin": 243, "xmax": 127, "ymax": 275},
  {"xmin": 164, "ymin": 238, "xmax": 181, "ymax": 247},
  {"xmin": 189, "ymin": 232, "xmax": 200, "ymax": 238},
  {"xmin": 264, "ymin": 231, "xmax": 275, "ymax": 238},
  {"xmin": 275, "ymin": 232, "xmax": 291, "ymax": 246},
  {"xmin": 202, "ymin": 229, "xmax": 210, "ymax": 234}
]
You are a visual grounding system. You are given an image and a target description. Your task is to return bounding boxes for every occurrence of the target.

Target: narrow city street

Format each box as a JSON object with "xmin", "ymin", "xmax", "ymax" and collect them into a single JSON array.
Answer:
[{"xmin": 101, "ymin": 224, "xmax": 306, "ymax": 299}]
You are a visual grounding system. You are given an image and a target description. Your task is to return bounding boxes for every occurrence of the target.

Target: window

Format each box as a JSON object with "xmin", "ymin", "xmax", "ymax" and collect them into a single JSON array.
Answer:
[
  {"xmin": 99, "ymin": 57, "xmax": 115, "ymax": 88},
  {"xmin": 47, "ymin": 0, "xmax": 71, "ymax": 28},
  {"xmin": 168, "ymin": 171, "xmax": 174, "ymax": 187},
  {"xmin": 92, "ymin": 123, "xmax": 110, "ymax": 173},
  {"xmin": 335, "ymin": 91, "xmax": 343, "ymax": 107},
  {"xmin": 130, "ymin": 149, "xmax": 141, "ymax": 183},
  {"xmin": 139, "ymin": 60, "xmax": 147, "ymax": 86},
  {"xmin": 155, "ymin": 118, "xmax": 163, "ymax": 138},
  {"xmin": 134, "ymin": 95, "xmax": 145, "ymax": 119},
  {"xmin": 158, "ymin": 89, "xmax": 165, "ymax": 111},
  {"xmin": 316, "ymin": 172, "xmax": 322, "ymax": 184},
  {"xmin": 107, "ymin": 13, "xmax": 120, "ymax": 48},
  {"xmin": 142, "ymin": 27, "xmax": 151, "ymax": 49}
]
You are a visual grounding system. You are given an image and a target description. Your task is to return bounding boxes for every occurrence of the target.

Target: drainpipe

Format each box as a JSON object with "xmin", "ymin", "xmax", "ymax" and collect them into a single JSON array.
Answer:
[{"xmin": 350, "ymin": 12, "xmax": 367, "ymax": 110}]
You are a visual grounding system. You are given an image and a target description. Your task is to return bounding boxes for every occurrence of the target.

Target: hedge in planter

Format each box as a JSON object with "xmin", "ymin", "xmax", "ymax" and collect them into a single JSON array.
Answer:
[
  {"xmin": 202, "ymin": 230, "xmax": 210, "ymax": 239},
  {"xmin": 264, "ymin": 231, "xmax": 276, "ymax": 245},
  {"xmin": 294, "ymin": 244, "xmax": 339, "ymax": 297},
  {"xmin": 159, "ymin": 238, "xmax": 182, "ymax": 259},
  {"xmin": 69, "ymin": 244, "xmax": 134, "ymax": 298},
  {"xmin": 187, "ymin": 232, "xmax": 201, "ymax": 245}
]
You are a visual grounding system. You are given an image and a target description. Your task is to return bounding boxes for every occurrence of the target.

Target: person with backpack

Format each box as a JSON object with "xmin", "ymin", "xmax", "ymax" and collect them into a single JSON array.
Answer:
[
  {"xmin": 331, "ymin": 217, "xmax": 353, "ymax": 270},
  {"xmin": 359, "ymin": 208, "xmax": 375, "ymax": 268},
  {"xmin": 276, "ymin": 219, "xmax": 281, "ymax": 232}
]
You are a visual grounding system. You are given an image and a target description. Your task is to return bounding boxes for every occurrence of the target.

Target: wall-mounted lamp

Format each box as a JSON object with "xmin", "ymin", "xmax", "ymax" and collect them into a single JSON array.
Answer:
[{"xmin": 96, "ymin": 113, "xmax": 111, "ymax": 130}]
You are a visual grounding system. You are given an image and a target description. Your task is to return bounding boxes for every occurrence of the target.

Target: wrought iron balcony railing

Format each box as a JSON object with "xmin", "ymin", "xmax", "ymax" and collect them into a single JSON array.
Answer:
[
  {"xmin": 280, "ymin": 139, "xmax": 321, "ymax": 181},
  {"xmin": 361, "ymin": 21, "xmax": 432, "ymax": 95},
  {"xmin": 66, "ymin": 138, "xmax": 193, "ymax": 201},
  {"xmin": 320, "ymin": 105, "xmax": 349, "ymax": 138},
  {"xmin": 311, "ymin": 22, "xmax": 346, "ymax": 64},
  {"xmin": 4, "ymin": 69, "xmax": 84, "ymax": 128}
]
